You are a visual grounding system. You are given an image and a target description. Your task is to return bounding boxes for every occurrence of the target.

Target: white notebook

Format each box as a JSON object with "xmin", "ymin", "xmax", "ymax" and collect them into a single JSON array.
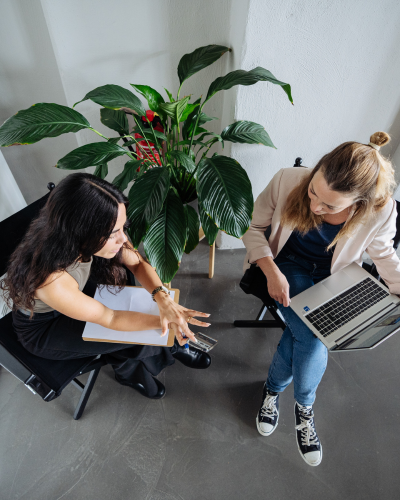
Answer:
[{"xmin": 82, "ymin": 286, "xmax": 177, "ymax": 346}]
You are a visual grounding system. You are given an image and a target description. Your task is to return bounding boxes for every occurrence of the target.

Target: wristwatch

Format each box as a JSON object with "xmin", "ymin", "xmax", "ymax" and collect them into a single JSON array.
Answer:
[{"xmin": 151, "ymin": 286, "xmax": 171, "ymax": 302}]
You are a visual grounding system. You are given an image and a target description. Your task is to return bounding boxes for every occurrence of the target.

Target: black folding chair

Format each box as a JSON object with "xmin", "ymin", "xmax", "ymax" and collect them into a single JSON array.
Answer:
[{"xmin": 0, "ymin": 183, "xmax": 107, "ymax": 420}]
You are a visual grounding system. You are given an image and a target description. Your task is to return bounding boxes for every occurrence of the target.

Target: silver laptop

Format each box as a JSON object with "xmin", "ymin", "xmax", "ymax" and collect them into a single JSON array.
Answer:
[{"xmin": 290, "ymin": 263, "xmax": 400, "ymax": 352}]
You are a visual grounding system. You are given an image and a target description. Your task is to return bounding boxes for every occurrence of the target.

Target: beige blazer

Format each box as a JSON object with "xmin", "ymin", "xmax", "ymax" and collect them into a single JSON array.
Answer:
[{"xmin": 242, "ymin": 167, "xmax": 400, "ymax": 294}]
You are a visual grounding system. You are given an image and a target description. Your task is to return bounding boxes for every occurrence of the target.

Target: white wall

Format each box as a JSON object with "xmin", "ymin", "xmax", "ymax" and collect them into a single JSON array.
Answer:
[
  {"xmin": 2, "ymin": 0, "xmax": 400, "ymax": 248},
  {"xmin": 0, "ymin": 0, "xmax": 79, "ymax": 203},
  {"xmin": 219, "ymin": 0, "xmax": 400, "ymax": 248},
  {"xmin": 0, "ymin": 152, "xmax": 26, "ymax": 317},
  {"xmin": 0, "ymin": 151, "xmax": 26, "ymax": 221}
]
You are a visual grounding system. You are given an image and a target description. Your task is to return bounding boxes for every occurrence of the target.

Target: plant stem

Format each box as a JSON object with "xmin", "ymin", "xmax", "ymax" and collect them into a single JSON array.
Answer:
[
  {"xmin": 119, "ymin": 133, "xmax": 137, "ymax": 158},
  {"xmin": 148, "ymin": 120, "xmax": 164, "ymax": 165},
  {"xmin": 90, "ymin": 128, "xmax": 109, "ymax": 140},
  {"xmin": 188, "ymin": 103, "xmax": 204, "ymax": 152},
  {"xmin": 177, "ymin": 83, "xmax": 183, "ymax": 101},
  {"xmin": 133, "ymin": 116, "xmax": 162, "ymax": 166}
]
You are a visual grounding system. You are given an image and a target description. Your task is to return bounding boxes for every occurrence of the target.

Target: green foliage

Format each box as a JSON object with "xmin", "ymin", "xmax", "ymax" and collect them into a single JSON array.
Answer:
[
  {"xmin": 93, "ymin": 163, "xmax": 108, "ymax": 179},
  {"xmin": 206, "ymin": 67, "xmax": 293, "ymax": 103},
  {"xmin": 197, "ymin": 155, "xmax": 253, "ymax": 238},
  {"xmin": 178, "ymin": 45, "xmax": 231, "ymax": 85},
  {"xmin": 127, "ymin": 167, "xmax": 170, "ymax": 248},
  {"xmin": 130, "ymin": 84, "xmax": 165, "ymax": 116},
  {"xmin": 143, "ymin": 189, "xmax": 186, "ymax": 283},
  {"xmin": 184, "ymin": 205, "xmax": 200, "ymax": 254},
  {"xmin": 159, "ymin": 96, "xmax": 190, "ymax": 125},
  {"xmin": 221, "ymin": 120, "xmax": 276, "ymax": 148},
  {"xmin": 169, "ymin": 151, "xmax": 196, "ymax": 173},
  {"xmin": 100, "ymin": 108, "xmax": 129, "ymax": 135},
  {"xmin": 57, "ymin": 142, "xmax": 128, "ymax": 170},
  {"xmin": 112, "ymin": 159, "xmax": 144, "ymax": 191},
  {"xmin": 0, "ymin": 44, "xmax": 292, "ymax": 282},
  {"xmin": 0, "ymin": 103, "xmax": 90, "ymax": 146},
  {"xmin": 74, "ymin": 84, "xmax": 146, "ymax": 116},
  {"xmin": 199, "ymin": 201, "xmax": 219, "ymax": 246}
]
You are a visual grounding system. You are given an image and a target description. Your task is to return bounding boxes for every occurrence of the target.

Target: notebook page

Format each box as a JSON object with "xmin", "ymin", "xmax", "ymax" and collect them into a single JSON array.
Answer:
[{"xmin": 82, "ymin": 286, "xmax": 175, "ymax": 345}]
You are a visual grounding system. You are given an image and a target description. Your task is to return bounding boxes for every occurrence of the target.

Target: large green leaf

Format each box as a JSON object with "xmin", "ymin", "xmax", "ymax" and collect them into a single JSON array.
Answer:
[
  {"xmin": 56, "ymin": 142, "xmax": 128, "ymax": 170},
  {"xmin": 206, "ymin": 67, "xmax": 293, "ymax": 103},
  {"xmin": 93, "ymin": 163, "xmax": 108, "ymax": 179},
  {"xmin": 143, "ymin": 189, "xmax": 186, "ymax": 283},
  {"xmin": 127, "ymin": 167, "xmax": 170, "ymax": 247},
  {"xmin": 74, "ymin": 84, "xmax": 146, "ymax": 116},
  {"xmin": 199, "ymin": 201, "xmax": 219, "ymax": 245},
  {"xmin": 112, "ymin": 159, "xmax": 144, "ymax": 191},
  {"xmin": 169, "ymin": 151, "xmax": 196, "ymax": 173},
  {"xmin": 130, "ymin": 84, "xmax": 165, "ymax": 116},
  {"xmin": 182, "ymin": 97, "xmax": 202, "ymax": 139},
  {"xmin": 197, "ymin": 155, "xmax": 253, "ymax": 238},
  {"xmin": 180, "ymin": 102, "xmax": 200, "ymax": 123},
  {"xmin": 100, "ymin": 108, "xmax": 129, "ymax": 135},
  {"xmin": 184, "ymin": 205, "xmax": 200, "ymax": 254},
  {"xmin": 178, "ymin": 44, "xmax": 231, "ymax": 85},
  {"xmin": 0, "ymin": 103, "xmax": 91, "ymax": 146},
  {"xmin": 159, "ymin": 96, "xmax": 190, "ymax": 125},
  {"xmin": 221, "ymin": 120, "xmax": 275, "ymax": 148}
]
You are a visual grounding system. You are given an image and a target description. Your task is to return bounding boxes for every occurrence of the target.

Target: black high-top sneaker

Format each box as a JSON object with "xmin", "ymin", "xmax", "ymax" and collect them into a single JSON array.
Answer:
[
  {"xmin": 256, "ymin": 385, "xmax": 279, "ymax": 436},
  {"xmin": 294, "ymin": 402, "xmax": 323, "ymax": 466}
]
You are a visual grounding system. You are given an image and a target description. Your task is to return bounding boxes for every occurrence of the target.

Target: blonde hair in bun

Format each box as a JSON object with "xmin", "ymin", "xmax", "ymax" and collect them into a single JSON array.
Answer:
[
  {"xmin": 370, "ymin": 131, "xmax": 391, "ymax": 148},
  {"xmin": 281, "ymin": 131, "xmax": 397, "ymax": 249}
]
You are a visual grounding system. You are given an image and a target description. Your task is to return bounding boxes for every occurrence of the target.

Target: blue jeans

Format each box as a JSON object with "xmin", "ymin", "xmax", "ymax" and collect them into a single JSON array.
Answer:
[{"xmin": 266, "ymin": 251, "xmax": 331, "ymax": 405}]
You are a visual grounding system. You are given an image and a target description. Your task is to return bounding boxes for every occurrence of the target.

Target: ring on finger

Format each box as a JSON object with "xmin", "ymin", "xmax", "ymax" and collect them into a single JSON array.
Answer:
[{"xmin": 187, "ymin": 316, "xmax": 192, "ymax": 323}]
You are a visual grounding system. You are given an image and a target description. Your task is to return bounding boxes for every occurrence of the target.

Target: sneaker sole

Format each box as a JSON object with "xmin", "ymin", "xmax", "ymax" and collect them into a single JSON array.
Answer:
[
  {"xmin": 256, "ymin": 414, "xmax": 279, "ymax": 437},
  {"xmin": 294, "ymin": 403, "xmax": 322, "ymax": 467}
]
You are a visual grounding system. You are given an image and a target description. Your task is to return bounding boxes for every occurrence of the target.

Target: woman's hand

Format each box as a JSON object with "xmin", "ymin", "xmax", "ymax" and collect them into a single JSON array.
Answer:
[
  {"xmin": 155, "ymin": 293, "xmax": 210, "ymax": 343},
  {"xmin": 256, "ymin": 256, "xmax": 291, "ymax": 307},
  {"xmin": 266, "ymin": 268, "xmax": 290, "ymax": 307},
  {"xmin": 169, "ymin": 322, "xmax": 191, "ymax": 346}
]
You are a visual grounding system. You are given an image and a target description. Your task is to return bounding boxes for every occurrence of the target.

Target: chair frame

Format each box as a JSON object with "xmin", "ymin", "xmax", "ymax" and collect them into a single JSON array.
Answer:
[{"xmin": 0, "ymin": 343, "xmax": 105, "ymax": 419}]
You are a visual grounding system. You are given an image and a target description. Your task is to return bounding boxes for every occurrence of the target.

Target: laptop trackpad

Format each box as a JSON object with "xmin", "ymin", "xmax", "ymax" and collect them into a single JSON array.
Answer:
[{"xmin": 322, "ymin": 270, "xmax": 355, "ymax": 296}]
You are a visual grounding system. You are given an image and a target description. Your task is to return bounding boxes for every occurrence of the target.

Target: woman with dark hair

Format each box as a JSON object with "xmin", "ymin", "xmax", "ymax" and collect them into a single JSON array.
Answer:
[
  {"xmin": 1, "ymin": 173, "xmax": 211, "ymax": 400},
  {"xmin": 243, "ymin": 132, "xmax": 400, "ymax": 466}
]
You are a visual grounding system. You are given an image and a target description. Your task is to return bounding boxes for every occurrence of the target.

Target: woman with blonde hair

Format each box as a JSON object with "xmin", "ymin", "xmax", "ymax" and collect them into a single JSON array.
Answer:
[{"xmin": 243, "ymin": 132, "xmax": 400, "ymax": 466}]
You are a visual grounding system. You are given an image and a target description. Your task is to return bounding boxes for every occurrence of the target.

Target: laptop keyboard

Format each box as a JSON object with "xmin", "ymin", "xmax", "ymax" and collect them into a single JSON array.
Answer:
[{"xmin": 306, "ymin": 277, "xmax": 389, "ymax": 337}]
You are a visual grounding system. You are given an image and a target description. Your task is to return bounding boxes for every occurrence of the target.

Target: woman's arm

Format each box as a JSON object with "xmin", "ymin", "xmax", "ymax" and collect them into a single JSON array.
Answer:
[
  {"xmin": 242, "ymin": 169, "xmax": 284, "ymax": 263},
  {"xmin": 121, "ymin": 244, "xmax": 211, "ymax": 344},
  {"xmin": 242, "ymin": 169, "xmax": 291, "ymax": 306},
  {"xmin": 367, "ymin": 200, "xmax": 400, "ymax": 295},
  {"xmin": 35, "ymin": 271, "xmax": 161, "ymax": 331}
]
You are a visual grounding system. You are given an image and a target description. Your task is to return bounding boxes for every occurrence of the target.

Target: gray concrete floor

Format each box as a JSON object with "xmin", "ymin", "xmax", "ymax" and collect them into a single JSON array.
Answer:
[{"xmin": 1, "ymin": 241, "xmax": 400, "ymax": 500}]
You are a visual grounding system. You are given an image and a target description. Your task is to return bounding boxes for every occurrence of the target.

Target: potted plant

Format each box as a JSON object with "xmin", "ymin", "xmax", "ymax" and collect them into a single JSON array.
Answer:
[{"xmin": 0, "ymin": 44, "xmax": 293, "ymax": 282}]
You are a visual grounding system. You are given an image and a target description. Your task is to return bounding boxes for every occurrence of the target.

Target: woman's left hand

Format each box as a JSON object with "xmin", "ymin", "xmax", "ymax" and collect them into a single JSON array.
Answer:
[{"xmin": 155, "ymin": 293, "xmax": 210, "ymax": 343}]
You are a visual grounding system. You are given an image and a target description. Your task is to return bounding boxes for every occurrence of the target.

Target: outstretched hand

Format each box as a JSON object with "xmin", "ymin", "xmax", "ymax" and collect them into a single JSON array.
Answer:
[{"xmin": 155, "ymin": 293, "xmax": 211, "ymax": 344}]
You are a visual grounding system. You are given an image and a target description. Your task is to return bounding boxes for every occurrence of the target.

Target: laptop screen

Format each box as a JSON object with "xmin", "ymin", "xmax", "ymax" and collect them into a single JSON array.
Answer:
[{"xmin": 337, "ymin": 303, "xmax": 400, "ymax": 350}]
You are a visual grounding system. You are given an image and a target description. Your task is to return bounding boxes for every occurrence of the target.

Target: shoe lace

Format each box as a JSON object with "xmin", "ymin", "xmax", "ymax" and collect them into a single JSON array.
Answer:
[
  {"xmin": 295, "ymin": 405, "xmax": 319, "ymax": 447},
  {"xmin": 260, "ymin": 393, "xmax": 278, "ymax": 419}
]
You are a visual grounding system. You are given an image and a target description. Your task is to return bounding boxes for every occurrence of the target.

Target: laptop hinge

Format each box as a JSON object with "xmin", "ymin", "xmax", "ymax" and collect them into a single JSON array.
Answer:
[{"xmin": 335, "ymin": 303, "xmax": 397, "ymax": 346}]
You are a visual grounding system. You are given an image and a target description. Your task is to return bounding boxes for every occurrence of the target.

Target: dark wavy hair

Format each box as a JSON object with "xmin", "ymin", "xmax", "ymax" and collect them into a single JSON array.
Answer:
[{"xmin": 1, "ymin": 173, "xmax": 130, "ymax": 315}]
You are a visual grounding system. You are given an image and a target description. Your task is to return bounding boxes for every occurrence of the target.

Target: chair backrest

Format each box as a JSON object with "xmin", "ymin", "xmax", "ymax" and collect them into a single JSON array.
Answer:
[{"xmin": 0, "ymin": 183, "xmax": 54, "ymax": 276}]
